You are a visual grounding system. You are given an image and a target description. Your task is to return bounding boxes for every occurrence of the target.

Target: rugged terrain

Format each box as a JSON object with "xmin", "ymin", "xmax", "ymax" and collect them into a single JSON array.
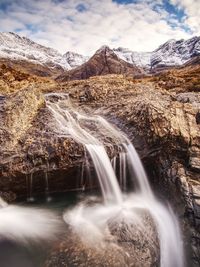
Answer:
[
  {"xmin": 0, "ymin": 32, "xmax": 200, "ymax": 265},
  {"xmin": 0, "ymin": 63, "xmax": 56, "ymax": 94},
  {"xmin": 0, "ymin": 70, "xmax": 199, "ymax": 264}
]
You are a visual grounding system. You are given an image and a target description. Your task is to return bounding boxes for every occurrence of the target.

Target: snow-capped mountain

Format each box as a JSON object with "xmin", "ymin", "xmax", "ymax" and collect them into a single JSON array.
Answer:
[
  {"xmin": 0, "ymin": 32, "xmax": 200, "ymax": 77},
  {"xmin": 151, "ymin": 36, "xmax": 200, "ymax": 69},
  {"xmin": 113, "ymin": 47, "xmax": 151, "ymax": 70},
  {"xmin": 0, "ymin": 32, "xmax": 86, "ymax": 71},
  {"xmin": 57, "ymin": 45, "xmax": 142, "ymax": 81},
  {"xmin": 113, "ymin": 36, "xmax": 200, "ymax": 70},
  {"xmin": 62, "ymin": 51, "xmax": 88, "ymax": 68}
]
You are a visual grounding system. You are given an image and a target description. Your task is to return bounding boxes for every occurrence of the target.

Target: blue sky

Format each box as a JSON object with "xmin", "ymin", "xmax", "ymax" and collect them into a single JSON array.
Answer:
[{"xmin": 0, "ymin": 0, "xmax": 199, "ymax": 55}]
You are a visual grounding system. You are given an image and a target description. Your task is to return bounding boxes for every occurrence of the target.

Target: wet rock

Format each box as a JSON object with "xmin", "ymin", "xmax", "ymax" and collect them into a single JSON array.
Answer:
[
  {"xmin": 196, "ymin": 112, "xmax": 200, "ymax": 124},
  {"xmin": 45, "ymin": 210, "xmax": 159, "ymax": 267},
  {"xmin": 0, "ymin": 191, "xmax": 16, "ymax": 203}
]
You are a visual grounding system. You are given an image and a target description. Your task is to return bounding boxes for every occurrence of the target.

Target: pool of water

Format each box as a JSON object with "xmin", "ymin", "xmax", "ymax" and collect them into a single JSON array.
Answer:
[{"xmin": 0, "ymin": 191, "xmax": 95, "ymax": 267}]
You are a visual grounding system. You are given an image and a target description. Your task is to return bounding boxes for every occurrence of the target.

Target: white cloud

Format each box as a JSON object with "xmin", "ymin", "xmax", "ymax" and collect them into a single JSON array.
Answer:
[
  {"xmin": 0, "ymin": 0, "xmax": 194, "ymax": 55},
  {"xmin": 170, "ymin": 0, "xmax": 200, "ymax": 35}
]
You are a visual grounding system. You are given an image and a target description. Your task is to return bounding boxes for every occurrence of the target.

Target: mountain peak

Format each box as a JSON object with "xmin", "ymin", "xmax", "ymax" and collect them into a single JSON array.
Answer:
[
  {"xmin": 96, "ymin": 45, "xmax": 113, "ymax": 53},
  {"xmin": 57, "ymin": 43, "xmax": 143, "ymax": 81},
  {"xmin": 62, "ymin": 51, "xmax": 88, "ymax": 68}
]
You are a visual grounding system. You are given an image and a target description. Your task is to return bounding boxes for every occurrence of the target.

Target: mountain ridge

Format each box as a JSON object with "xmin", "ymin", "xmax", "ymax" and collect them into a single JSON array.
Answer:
[
  {"xmin": 0, "ymin": 32, "xmax": 87, "ymax": 76},
  {"xmin": 0, "ymin": 32, "xmax": 200, "ymax": 78}
]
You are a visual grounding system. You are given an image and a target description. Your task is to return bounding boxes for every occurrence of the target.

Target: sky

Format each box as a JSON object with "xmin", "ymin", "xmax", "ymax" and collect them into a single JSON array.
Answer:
[{"xmin": 0, "ymin": 0, "xmax": 199, "ymax": 55}]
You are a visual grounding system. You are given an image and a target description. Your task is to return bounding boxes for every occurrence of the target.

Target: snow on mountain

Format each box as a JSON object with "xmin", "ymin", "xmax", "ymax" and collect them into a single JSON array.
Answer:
[
  {"xmin": 113, "ymin": 47, "xmax": 151, "ymax": 69},
  {"xmin": 113, "ymin": 36, "xmax": 200, "ymax": 70},
  {"xmin": 0, "ymin": 32, "xmax": 200, "ymax": 74},
  {"xmin": 0, "ymin": 32, "xmax": 69, "ymax": 69},
  {"xmin": 62, "ymin": 51, "xmax": 88, "ymax": 68},
  {"xmin": 57, "ymin": 45, "xmax": 142, "ymax": 82},
  {"xmin": 151, "ymin": 36, "xmax": 200, "ymax": 69},
  {"xmin": 0, "ymin": 32, "xmax": 86, "ymax": 70}
]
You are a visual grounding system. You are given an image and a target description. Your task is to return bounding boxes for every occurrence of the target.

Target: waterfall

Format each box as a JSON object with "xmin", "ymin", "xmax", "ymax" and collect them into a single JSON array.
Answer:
[
  {"xmin": 46, "ymin": 93, "xmax": 184, "ymax": 267},
  {"xmin": 46, "ymin": 93, "xmax": 122, "ymax": 204},
  {"xmin": 27, "ymin": 172, "xmax": 34, "ymax": 202}
]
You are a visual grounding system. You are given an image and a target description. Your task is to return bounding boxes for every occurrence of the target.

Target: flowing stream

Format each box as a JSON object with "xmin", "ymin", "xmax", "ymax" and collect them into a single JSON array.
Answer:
[{"xmin": 46, "ymin": 93, "xmax": 185, "ymax": 267}]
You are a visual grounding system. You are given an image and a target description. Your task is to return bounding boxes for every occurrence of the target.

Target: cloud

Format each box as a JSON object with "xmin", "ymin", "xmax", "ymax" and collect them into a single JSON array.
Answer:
[
  {"xmin": 0, "ymin": 0, "xmax": 195, "ymax": 55},
  {"xmin": 170, "ymin": 0, "xmax": 200, "ymax": 35}
]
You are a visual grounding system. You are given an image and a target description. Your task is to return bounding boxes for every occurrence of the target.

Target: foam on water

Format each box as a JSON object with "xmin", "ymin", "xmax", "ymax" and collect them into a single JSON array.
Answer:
[{"xmin": 0, "ymin": 199, "xmax": 61, "ymax": 243}]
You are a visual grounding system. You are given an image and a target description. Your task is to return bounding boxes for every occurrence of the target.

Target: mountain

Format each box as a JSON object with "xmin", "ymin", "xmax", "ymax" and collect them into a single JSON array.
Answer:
[
  {"xmin": 0, "ymin": 32, "xmax": 69, "ymax": 69},
  {"xmin": 62, "ymin": 51, "xmax": 88, "ymax": 68},
  {"xmin": 113, "ymin": 47, "xmax": 151, "ymax": 70},
  {"xmin": 151, "ymin": 36, "xmax": 200, "ymax": 70},
  {"xmin": 184, "ymin": 55, "xmax": 200, "ymax": 67},
  {"xmin": 0, "ymin": 32, "xmax": 86, "ymax": 76},
  {"xmin": 1, "ymin": 32, "xmax": 200, "ymax": 79},
  {"xmin": 57, "ymin": 45, "xmax": 143, "ymax": 81},
  {"xmin": 113, "ymin": 36, "xmax": 200, "ymax": 71}
]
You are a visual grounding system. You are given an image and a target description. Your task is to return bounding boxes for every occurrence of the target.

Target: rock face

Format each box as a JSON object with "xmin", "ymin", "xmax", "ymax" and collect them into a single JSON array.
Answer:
[
  {"xmin": 57, "ymin": 46, "xmax": 143, "ymax": 81},
  {"xmin": 57, "ymin": 75, "xmax": 200, "ymax": 266},
  {"xmin": 0, "ymin": 87, "xmax": 44, "ymax": 149},
  {"xmin": 0, "ymin": 88, "xmax": 87, "ymax": 198}
]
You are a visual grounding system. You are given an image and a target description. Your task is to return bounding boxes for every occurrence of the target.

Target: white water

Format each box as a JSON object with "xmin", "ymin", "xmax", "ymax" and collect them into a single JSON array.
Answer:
[
  {"xmin": 46, "ymin": 93, "xmax": 122, "ymax": 204},
  {"xmin": 0, "ymin": 197, "xmax": 61, "ymax": 243},
  {"xmin": 46, "ymin": 93, "xmax": 184, "ymax": 267}
]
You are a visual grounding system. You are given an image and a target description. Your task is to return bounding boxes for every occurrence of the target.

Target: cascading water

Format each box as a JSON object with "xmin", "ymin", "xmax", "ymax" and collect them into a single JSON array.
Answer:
[
  {"xmin": 46, "ymin": 93, "xmax": 184, "ymax": 267},
  {"xmin": 46, "ymin": 93, "xmax": 122, "ymax": 204}
]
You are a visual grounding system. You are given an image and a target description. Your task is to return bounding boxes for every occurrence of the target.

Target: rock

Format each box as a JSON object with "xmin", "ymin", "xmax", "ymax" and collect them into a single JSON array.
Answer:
[
  {"xmin": 0, "ymin": 191, "xmax": 16, "ymax": 203},
  {"xmin": 57, "ymin": 75, "xmax": 200, "ymax": 265},
  {"xmin": 0, "ymin": 87, "xmax": 44, "ymax": 149},
  {"xmin": 45, "ymin": 209, "xmax": 159, "ymax": 267},
  {"xmin": 0, "ymin": 63, "xmax": 57, "ymax": 95}
]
